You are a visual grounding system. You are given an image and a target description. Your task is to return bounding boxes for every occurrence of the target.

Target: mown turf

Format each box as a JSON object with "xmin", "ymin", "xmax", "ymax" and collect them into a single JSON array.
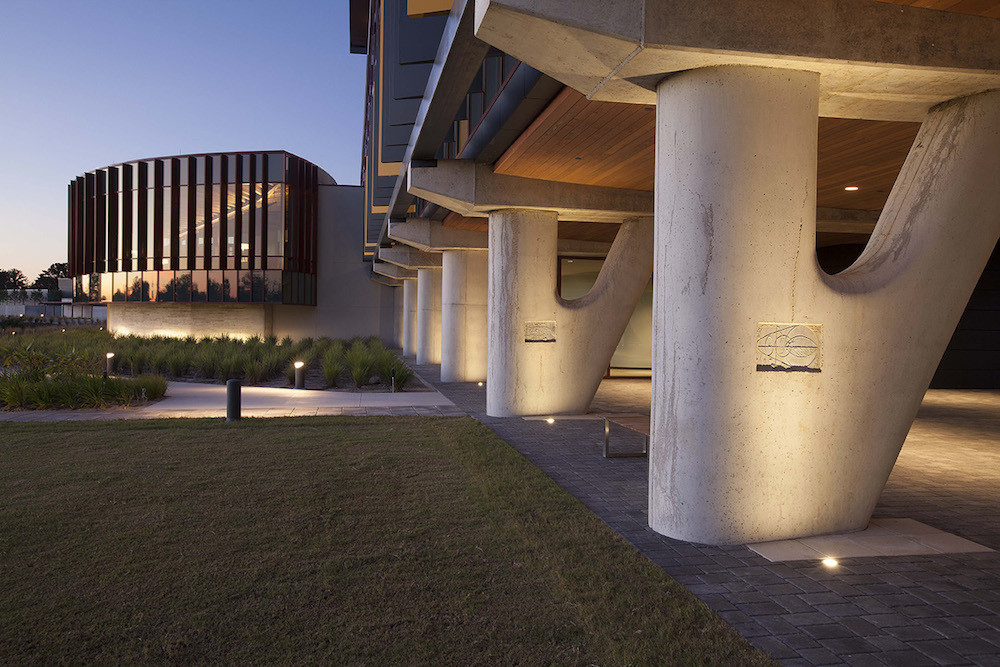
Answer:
[{"xmin": 0, "ymin": 417, "xmax": 773, "ymax": 665}]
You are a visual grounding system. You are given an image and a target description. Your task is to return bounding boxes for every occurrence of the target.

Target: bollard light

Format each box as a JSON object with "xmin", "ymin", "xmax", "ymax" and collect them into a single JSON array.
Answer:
[
  {"xmin": 294, "ymin": 361, "xmax": 305, "ymax": 389},
  {"xmin": 822, "ymin": 557, "xmax": 838, "ymax": 567},
  {"xmin": 226, "ymin": 379, "xmax": 242, "ymax": 421},
  {"xmin": 546, "ymin": 418, "xmax": 555, "ymax": 424},
  {"xmin": 105, "ymin": 352, "xmax": 115, "ymax": 377},
  {"xmin": 477, "ymin": 382, "xmax": 484, "ymax": 387}
]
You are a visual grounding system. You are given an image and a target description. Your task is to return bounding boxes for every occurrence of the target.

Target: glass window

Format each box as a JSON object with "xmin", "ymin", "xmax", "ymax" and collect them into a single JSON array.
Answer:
[
  {"xmin": 163, "ymin": 189, "xmax": 172, "ymax": 266},
  {"xmin": 100, "ymin": 274, "xmax": 113, "ymax": 302},
  {"xmin": 266, "ymin": 184, "xmax": 284, "ymax": 259},
  {"xmin": 238, "ymin": 270, "xmax": 252, "ymax": 302},
  {"xmin": 159, "ymin": 270, "xmax": 176, "ymax": 302},
  {"xmin": 195, "ymin": 156, "xmax": 205, "ymax": 184},
  {"xmin": 242, "ymin": 154, "xmax": 251, "ymax": 182},
  {"xmin": 255, "ymin": 153, "xmax": 265, "ymax": 182},
  {"xmin": 223, "ymin": 270, "xmax": 238, "ymax": 302},
  {"xmin": 191, "ymin": 271, "xmax": 207, "ymax": 302},
  {"xmin": 127, "ymin": 272, "xmax": 142, "ymax": 301},
  {"xmin": 251, "ymin": 270, "xmax": 264, "ymax": 302},
  {"xmin": 147, "ymin": 187, "xmax": 156, "ymax": 264},
  {"xmin": 162, "ymin": 160, "xmax": 172, "ymax": 187},
  {"xmin": 194, "ymin": 185, "xmax": 205, "ymax": 270},
  {"xmin": 207, "ymin": 270, "xmax": 223, "ymax": 302},
  {"xmin": 264, "ymin": 271, "xmax": 282, "ymax": 303},
  {"xmin": 253, "ymin": 184, "xmax": 263, "ymax": 267},
  {"xmin": 212, "ymin": 182, "xmax": 222, "ymax": 269},
  {"xmin": 143, "ymin": 271, "xmax": 157, "ymax": 302},
  {"xmin": 131, "ymin": 189, "xmax": 139, "ymax": 263},
  {"xmin": 179, "ymin": 158, "xmax": 189, "ymax": 186},
  {"xmin": 227, "ymin": 154, "xmax": 237, "ymax": 182},
  {"xmin": 88, "ymin": 274, "xmax": 100, "ymax": 302},
  {"xmin": 226, "ymin": 184, "xmax": 237, "ymax": 265},
  {"xmin": 178, "ymin": 186, "xmax": 188, "ymax": 270},
  {"xmin": 112, "ymin": 272, "xmax": 127, "ymax": 302},
  {"xmin": 267, "ymin": 153, "xmax": 284, "ymax": 183}
]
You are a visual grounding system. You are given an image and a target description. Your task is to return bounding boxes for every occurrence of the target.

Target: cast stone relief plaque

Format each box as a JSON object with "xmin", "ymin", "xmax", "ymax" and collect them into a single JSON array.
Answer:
[
  {"xmin": 756, "ymin": 322, "xmax": 822, "ymax": 371},
  {"xmin": 524, "ymin": 320, "xmax": 556, "ymax": 343}
]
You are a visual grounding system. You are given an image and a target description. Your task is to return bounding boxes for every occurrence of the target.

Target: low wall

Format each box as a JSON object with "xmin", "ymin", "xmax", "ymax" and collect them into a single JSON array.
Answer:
[{"xmin": 107, "ymin": 303, "xmax": 272, "ymax": 340}]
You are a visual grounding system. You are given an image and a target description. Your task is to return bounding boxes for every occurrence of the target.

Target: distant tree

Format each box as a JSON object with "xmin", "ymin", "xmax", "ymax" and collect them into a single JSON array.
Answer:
[
  {"xmin": 32, "ymin": 262, "xmax": 69, "ymax": 290},
  {"xmin": 0, "ymin": 268, "xmax": 28, "ymax": 290}
]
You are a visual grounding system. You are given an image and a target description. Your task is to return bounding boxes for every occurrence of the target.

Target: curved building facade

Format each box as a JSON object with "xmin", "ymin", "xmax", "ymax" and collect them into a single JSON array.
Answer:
[{"xmin": 68, "ymin": 151, "xmax": 399, "ymax": 340}]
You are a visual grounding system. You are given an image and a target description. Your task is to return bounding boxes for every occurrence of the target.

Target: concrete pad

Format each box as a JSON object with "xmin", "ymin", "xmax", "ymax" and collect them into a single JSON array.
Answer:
[{"xmin": 749, "ymin": 518, "xmax": 993, "ymax": 562}]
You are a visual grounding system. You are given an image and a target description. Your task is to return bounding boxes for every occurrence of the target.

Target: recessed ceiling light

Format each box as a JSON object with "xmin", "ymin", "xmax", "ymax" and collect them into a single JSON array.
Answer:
[
  {"xmin": 822, "ymin": 557, "xmax": 838, "ymax": 567},
  {"xmin": 844, "ymin": 186, "xmax": 859, "ymax": 191}
]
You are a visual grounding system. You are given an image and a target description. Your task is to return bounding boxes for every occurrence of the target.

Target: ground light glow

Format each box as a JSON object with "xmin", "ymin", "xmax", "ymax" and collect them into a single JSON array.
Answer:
[
  {"xmin": 477, "ymin": 382, "xmax": 484, "ymax": 387},
  {"xmin": 546, "ymin": 418, "xmax": 555, "ymax": 424},
  {"xmin": 822, "ymin": 557, "xmax": 838, "ymax": 567},
  {"xmin": 844, "ymin": 186, "xmax": 859, "ymax": 191}
]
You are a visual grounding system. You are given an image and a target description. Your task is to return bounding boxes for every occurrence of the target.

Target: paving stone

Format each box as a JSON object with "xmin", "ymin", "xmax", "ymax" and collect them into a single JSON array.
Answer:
[{"xmin": 413, "ymin": 366, "xmax": 1000, "ymax": 667}]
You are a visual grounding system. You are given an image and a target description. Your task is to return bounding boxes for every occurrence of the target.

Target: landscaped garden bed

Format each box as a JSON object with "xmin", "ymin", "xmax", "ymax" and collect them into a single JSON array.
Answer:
[{"xmin": 0, "ymin": 330, "xmax": 420, "ymax": 409}]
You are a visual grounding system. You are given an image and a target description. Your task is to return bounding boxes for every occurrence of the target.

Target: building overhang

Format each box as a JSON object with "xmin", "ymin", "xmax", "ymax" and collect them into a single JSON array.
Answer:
[
  {"xmin": 474, "ymin": 0, "xmax": 1000, "ymax": 121},
  {"xmin": 408, "ymin": 160, "xmax": 653, "ymax": 223},
  {"xmin": 373, "ymin": 261, "xmax": 418, "ymax": 280},
  {"xmin": 389, "ymin": 217, "xmax": 614, "ymax": 257},
  {"xmin": 378, "ymin": 246, "xmax": 443, "ymax": 269}
]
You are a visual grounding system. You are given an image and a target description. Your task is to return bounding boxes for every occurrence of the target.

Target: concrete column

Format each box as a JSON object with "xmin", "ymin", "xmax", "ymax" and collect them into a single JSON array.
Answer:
[
  {"xmin": 487, "ymin": 209, "xmax": 653, "ymax": 417},
  {"xmin": 415, "ymin": 267, "xmax": 442, "ymax": 365},
  {"xmin": 440, "ymin": 249, "xmax": 488, "ymax": 382},
  {"xmin": 649, "ymin": 66, "xmax": 1000, "ymax": 544},
  {"xmin": 402, "ymin": 278, "xmax": 417, "ymax": 357}
]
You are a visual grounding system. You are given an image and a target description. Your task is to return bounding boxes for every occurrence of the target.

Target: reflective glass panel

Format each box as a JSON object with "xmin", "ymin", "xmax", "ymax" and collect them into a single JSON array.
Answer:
[
  {"xmin": 194, "ymin": 185, "xmax": 205, "ymax": 270},
  {"xmin": 254, "ymin": 184, "xmax": 263, "ymax": 266},
  {"xmin": 100, "ymin": 274, "xmax": 113, "ymax": 302},
  {"xmin": 226, "ymin": 184, "xmax": 237, "ymax": 265},
  {"xmin": 191, "ymin": 271, "xmax": 207, "ymax": 302},
  {"xmin": 127, "ymin": 272, "xmax": 142, "ymax": 301},
  {"xmin": 207, "ymin": 270, "xmax": 223, "ymax": 302},
  {"xmin": 266, "ymin": 184, "xmax": 284, "ymax": 259},
  {"xmin": 211, "ymin": 183, "xmax": 222, "ymax": 269},
  {"xmin": 131, "ymin": 189, "xmax": 139, "ymax": 262},
  {"xmin": 267, "ymin": 153, "xmax": 284, "ymax": 183},
  {"xmin": 238, "ymin": 270, "xmax": 252, "ymax": 302},
  {"xmin": 240, "ymin": 184, "xmax": 251, "ymax": 268},
  {"xmin": 143, "ymin": 272, "xmax": 157, "ymax": 302},
  {"xmin": 195, "ymin": 156, "xmax": 205, "ymax": 184},
  {"xmin": 178, "ymin": 186, "xmax": 188, "ymax": 269},
  {"xmin": 159, "ymin": 271, "xmax": 177, "ymax": 302},
  {"xmin": 251, "ymin": 270, "xmax": 263, "ymax": 302},
  {"xmin": 147, "ymin": 188, "xmax": 156, "ymax": 264},
  {"xmin": 112, "ymin": 272, "xmax": 127, "ymax": 302},
  {"xmin": 264, "ymin": 271, "xmax": 282, "ymax": 303},
  {"xmin": 163, "ymin": 189, "xmax": 172, "ymax": 265},
  {"xmin": 223, "ymin": 270, "xmax": 237, "ymax": 302}
]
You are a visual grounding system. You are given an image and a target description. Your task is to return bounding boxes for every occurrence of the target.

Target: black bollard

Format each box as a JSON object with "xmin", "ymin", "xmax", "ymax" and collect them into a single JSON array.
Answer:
[{"xmin": 226, "ymin": 379, "xmax": 241, "ymax": 422}]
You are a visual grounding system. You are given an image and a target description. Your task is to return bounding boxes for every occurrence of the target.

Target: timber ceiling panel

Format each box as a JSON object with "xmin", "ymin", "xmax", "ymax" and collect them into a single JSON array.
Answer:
[
  {"xmin": 874, "ymin": 0, "xmax": 1000, "ymax": 18},
  {"xmin": 494, "ymin": 88, "xmax": 922, "ymax": 212}
]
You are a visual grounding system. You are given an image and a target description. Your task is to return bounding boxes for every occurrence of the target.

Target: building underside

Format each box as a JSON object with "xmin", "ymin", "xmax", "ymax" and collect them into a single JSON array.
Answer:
[{"xmin": 356, "ymin": 0, "xmax": 1000, "ymax": 544}]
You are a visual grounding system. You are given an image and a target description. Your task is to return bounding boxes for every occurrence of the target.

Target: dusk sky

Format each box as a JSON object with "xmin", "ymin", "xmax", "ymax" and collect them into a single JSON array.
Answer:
[{"xmin": 0, "ymin": 0, "xmax": 366, "ymax": 283}]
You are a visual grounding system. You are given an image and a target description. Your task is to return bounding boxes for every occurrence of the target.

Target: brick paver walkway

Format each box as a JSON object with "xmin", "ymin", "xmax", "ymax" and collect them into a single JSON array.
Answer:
[{"xmin": 411, "ymin": 362, "xmax": 1000, "ymax": 666}]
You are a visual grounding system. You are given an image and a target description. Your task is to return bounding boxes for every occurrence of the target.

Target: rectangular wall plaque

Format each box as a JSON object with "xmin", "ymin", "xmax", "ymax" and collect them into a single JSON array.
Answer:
[
  {"xmin": 756, "ymin": 322, "xmax": 822, "ymax": 371},
  {"xmin": 524, "ymin": 320, "xmax": 556, "ymax": 343}
]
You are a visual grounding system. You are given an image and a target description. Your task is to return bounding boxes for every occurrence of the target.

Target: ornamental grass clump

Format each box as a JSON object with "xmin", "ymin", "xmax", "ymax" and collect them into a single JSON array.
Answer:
[
  {"xmin": 321, "ymin": 345, "xmax": 345, "ymax": 388},
  {"xmin": 345, "ymin": 340, "xmax": 376, "ymax": 388},
  {"xmin": 193, "ymin": 348, "xmax": 218, "ymax": 379}
]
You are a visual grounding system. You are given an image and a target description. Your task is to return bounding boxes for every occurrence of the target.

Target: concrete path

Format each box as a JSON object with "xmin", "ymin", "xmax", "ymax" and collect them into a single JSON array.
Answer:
[
  {"xmin": 0, "ymin": 381, "xmax": 462, "ymax": 421},
  {"xmin": 410, "ymin": 361, "xmax": 1000, "ymax": 666}
]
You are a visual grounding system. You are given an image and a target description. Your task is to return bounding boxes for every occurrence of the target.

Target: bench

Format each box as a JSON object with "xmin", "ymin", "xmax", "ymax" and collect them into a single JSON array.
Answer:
[{"xmin": 603, "ymin": 414, "xmax": 649, "ymax": 458}]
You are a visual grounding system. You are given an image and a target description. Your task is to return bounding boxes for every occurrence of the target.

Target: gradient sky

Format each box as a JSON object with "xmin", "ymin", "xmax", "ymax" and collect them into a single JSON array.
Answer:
[{"xmin": 0, "ymin": 0, "xmax": 365, "ymax": 283}]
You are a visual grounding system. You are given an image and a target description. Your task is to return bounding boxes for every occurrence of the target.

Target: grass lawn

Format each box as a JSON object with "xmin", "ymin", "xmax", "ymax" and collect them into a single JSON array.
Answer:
[{"xmin": 0, "ymin": 417, "xmax": 772, "ymax": 664}]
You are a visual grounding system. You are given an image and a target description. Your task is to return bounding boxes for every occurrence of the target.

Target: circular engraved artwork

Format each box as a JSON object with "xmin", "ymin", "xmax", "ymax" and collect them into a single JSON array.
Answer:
[{"xmin": 756, "ymin": 323, "xmax": 822, "ymax": 371}]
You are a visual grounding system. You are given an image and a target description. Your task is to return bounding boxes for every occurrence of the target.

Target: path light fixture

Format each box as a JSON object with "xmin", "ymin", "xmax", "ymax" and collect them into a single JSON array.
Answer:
[
  {"xmin": 822, "ymin": 557, "xmax": 839, "ymax": 567},
  {"xmin": 546, "ymin": 418, "xmax": 555, "ymax": 424},
  {"xmin": 477, "ymin": 382, "xmax": 484, "ymax": 387},
  {"xmin": 106, "ymin": 352, "xmax": 115, "ymax": 377},
  {"xmin": 294, "ymin": 361, "xmax": 305, "ymax": 389}
]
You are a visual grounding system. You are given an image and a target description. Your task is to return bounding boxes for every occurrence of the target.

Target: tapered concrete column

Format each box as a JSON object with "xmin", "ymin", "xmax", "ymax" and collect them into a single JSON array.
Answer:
[
  {"xmin": 440, "ymin": 249, "xmax": 488, "ymax": 382},
  {"xmin": 415, "ymin": 267, "xmax": 443, "ymax": 365},
  {"xmin": 649, "ymin": 66, "xmax": 1000, "ymax": 544},
  {"xmin": 402, "ymin": 278, "xmax": 417, "ymax": 357},
  {"xmin": 487, "ymin": 209, "xmax": 653, "ymax": 417}
]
